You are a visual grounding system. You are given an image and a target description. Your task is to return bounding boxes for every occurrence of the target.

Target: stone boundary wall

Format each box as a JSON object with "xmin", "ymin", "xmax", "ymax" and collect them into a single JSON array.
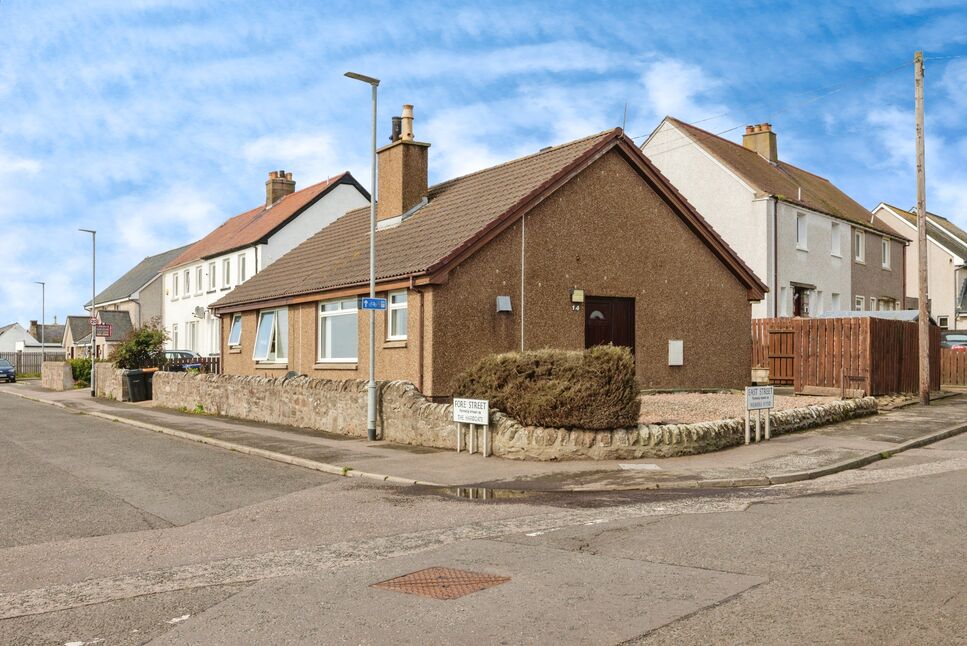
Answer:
[
  {"xmin": 94, "ymin": 363, "xmax": 127, "ymax": 401},
  {"xmin": 153, "ymin": 372, "xmax": 878, "ymax": 461},
  {"xmin": 41, "ymin": 361, "xmax": 74, "ymax": 391}
]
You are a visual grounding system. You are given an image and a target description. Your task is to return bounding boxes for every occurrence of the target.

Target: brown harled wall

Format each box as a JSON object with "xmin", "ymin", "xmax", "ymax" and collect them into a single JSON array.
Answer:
[
  {"xmin": 852, "ymin": 229, "xmax": 905, "ymax": 308},
  {"xmin": 430, "ymin": 149, "xmax": 753, "ymax": 395}
]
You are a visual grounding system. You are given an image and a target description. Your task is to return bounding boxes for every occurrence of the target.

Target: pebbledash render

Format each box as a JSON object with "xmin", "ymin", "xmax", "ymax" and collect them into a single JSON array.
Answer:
[{"xmin": 210, "ymin": 105, "xmax": 767, "ymax": 398}]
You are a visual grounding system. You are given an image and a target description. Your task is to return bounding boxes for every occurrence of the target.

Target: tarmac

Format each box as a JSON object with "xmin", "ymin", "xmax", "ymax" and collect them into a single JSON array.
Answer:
[{"xmin": 3, "ymin": 381, "xmax": 966, "ymax": 492}]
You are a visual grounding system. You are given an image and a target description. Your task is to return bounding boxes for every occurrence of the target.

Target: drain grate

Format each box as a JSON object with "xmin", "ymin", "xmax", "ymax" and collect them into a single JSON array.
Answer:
[{"xmin": 371, "ymin": 567, "xmax": 510, "ymax": 600}]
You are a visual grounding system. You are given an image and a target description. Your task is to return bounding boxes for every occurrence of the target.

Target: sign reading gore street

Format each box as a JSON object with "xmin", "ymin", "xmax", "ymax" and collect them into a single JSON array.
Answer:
[
  {"xmin": 745, "ymin": 385, "xmax": 774, "ymax": 410},
  {"xmin": 452, "ymin": 398, "xmax": 489, "ymax": 426}
]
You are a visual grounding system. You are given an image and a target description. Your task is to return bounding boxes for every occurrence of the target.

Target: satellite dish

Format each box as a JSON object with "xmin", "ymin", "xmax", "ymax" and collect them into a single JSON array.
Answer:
[{"xmin": 193, "ymin": 306, "xmax": 207, "ymax": 319}]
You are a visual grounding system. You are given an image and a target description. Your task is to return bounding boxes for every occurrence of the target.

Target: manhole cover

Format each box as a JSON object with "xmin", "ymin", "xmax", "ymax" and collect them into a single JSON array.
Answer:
[{"xmin": 371, "ymin": 567, "xmax": 510, "ymax": 600}]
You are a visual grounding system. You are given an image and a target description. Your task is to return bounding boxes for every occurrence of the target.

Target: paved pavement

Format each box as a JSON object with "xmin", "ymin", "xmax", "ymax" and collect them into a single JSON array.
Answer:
[
  {"xmin": 2, "ymin": 381, "xmax": 965, "ymax": 491},
  {"xmin": 1, "ymin": 392, "xmax": 966, "ymax": 644}
]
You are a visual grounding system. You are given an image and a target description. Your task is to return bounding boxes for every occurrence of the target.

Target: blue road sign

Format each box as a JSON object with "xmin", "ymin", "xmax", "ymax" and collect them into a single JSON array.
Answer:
[{"xmin": 360, "ymin": 297, "xmax": 388, "ymax": 310}]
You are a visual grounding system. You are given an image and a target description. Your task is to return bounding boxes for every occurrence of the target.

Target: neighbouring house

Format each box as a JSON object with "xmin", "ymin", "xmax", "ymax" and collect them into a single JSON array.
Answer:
[
  {"xmin": 641, "ymin": 118, "xmax": 908, "ymax": 318},
  {"xmin": 161, "ymin": 170, "xmax": 370, "ymax": 355},
  {"xmin": 873, "ymin": 203, "xmax": 967, "ymax": 330},
  {"xmin": 28, "ymin": 319, "xmax": 66, "ymax": 354},
  {"xmin": 84, "ymin": 243, "xmax": 193, "ymax": 328},
  {"xmin": 210, "ymin": 105, "xmax": 766, "ymax": 397},
  {"xmin": 63, "ymin": 316, "xmax": 93, "ymax": 359},
  {"xmin": 73, "ymin": 310, "xmax": 134, "ymax": 359},
  {"xmin": 0, "ymin": 323, "xmax": 40, "ymax": 353}
]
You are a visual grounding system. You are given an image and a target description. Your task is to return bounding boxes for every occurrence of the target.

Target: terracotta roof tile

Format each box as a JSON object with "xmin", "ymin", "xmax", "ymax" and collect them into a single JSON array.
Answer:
[
  {"xmin": 665, "ymin": 117, "xmax": 907, "ymax": 240},
  {"xmin": 165, "ymin": 172, "xmax": 365, "ymax": 270}
]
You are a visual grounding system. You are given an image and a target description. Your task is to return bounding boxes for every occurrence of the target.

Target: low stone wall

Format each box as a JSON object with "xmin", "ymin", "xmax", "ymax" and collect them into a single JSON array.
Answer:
[
  {"xmin": 153, "ymin": 373, "xmax": 878, "ymax": 461},
  {"xmin": 94, "ymin": 363, "xmax": 127, "ymax": 401},
  {"xmin": 41, "ymin": 361, "xmax": 74, "ymax": 391}
]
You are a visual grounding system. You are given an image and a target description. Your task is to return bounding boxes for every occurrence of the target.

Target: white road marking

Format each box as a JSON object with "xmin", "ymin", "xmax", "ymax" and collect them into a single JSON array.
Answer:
[
  {"xmin": 167, "ymin": 614, "xmax": 190, "ymax": 624},
  {"xmin": 619, "ymin": 463, "xmax": 663, "ymax": 471}
]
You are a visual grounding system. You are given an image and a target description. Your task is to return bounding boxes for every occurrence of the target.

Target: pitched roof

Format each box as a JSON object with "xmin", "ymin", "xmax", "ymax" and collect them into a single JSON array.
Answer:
[
  {"xmin": 85, "ymin": 243, "xmax": 193, "ymax": 308},
  {"xmin": 65, "ymin": 316, "xmax": 91, "ymax": 344},
  {"xmin": 879, "ymin": 203, "xmax": 967, "ymax": 262},
  {"xmin": 662, "ymin": 117, "xmax": 907, "ymax": 240},
  {"xmin": 213, "ymin": 129, "xmax": 766, "ymax": 311},
  {"xmin": 34, "ymin": 324, "xmax": 65, "ymax": 344},
  {"xmin": 0, "ymin": 323, "xmax": 16, "ymax": 335},
  {"xmin": 164, "ymin": 173, "xmax": 368, "ymax": 271},
  {"xmin": 76, "ymin": 310, "xmax": 133, "ymax": 344}
]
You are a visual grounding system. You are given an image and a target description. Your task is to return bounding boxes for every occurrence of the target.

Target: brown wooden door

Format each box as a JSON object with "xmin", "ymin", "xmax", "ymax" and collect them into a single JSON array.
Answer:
[
  {"xmin": 768, "ymin": 329, "xmax": 795, "ymax": 384},
  {"xmin": 585, "ymin": 297, "xmax": 635, "ymax": 353}
]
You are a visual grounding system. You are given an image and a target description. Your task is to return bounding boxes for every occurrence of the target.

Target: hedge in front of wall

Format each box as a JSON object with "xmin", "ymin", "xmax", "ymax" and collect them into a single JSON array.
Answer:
[{"xmin": 452, "ymin": 345, "xmax": 639, "ymax": 430}]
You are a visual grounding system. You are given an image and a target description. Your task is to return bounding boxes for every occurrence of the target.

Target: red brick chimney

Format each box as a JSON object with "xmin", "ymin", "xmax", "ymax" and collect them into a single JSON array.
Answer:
[
  {"xmin": 265, "ymin": 170, "xmax": 295, "ymax": 206},
  {"xmin": 742, "ymin": 123, "xmax": 778, "ymax": 163},
  {"xmin": 377, "ymin": 105, "xmax": 430, "ymax": 220}
]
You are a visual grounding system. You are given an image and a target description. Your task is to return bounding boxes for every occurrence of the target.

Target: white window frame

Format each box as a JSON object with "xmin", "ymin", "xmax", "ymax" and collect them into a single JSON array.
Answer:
[
  {"xmin": 238, "ymin": 253, "xmax": 247, "ymax": 284},
  {"xmin": 939, "ymin": 316, "xmax": 949, "ymax": 329},
  {"xmin": 870, "ymin": 297, "xmax": 878, "ymax": 311},
  {"xmin": 855, "ymin": 295, "xmax": 865, "ymax": 311},
  {"xmin": 183, "ymin": 269, "xmax": 191, "ymax": 296},
  {"xmin": 171, "ymin": 273, "xmax": 179, "ymax": 299},
  {"xmin": 881, "ymin": 238, "xmax": 891, "ymax": 269},
  {"xmin": 854, "ymin": 230, "xmax": 865, "ymax": 263},
  {"xmin": 186, "ymin": 320, "xmax": 198, "ymax": 352},
  {"xmin": 171, "ymin": 323, "xmax": 178, "ymax": 348},
  {"xmin": 252, "ymin": 307, "xmax": 288, "ymax": 363},
  {"xmin": 208, "ymin": 262, "xmax": 217, "ymax": 291},
  {"xmin": 228, "ymin": 313, "xmax": 242, "ymax": 347},
  {"xmin": 318, "ymin": 299, "xmax": 358, "ymax": 362},
  {"xmin": 222, "ymin": 258, "xmax": 231, "ymax": 288},
  {"xmin": 386, "ymin": 290, "xmax": 408, "ymax": 340},
  {"xmin": 831, "ymin": 222, "xmax": 842, "ymax": 257},
  {"xmin": 796, "ymin": 212, "xmax": 808, "ymax": 251},
  {"xmin": 195, "ymin": 266, "xmax": 204, "ymax": 295}
]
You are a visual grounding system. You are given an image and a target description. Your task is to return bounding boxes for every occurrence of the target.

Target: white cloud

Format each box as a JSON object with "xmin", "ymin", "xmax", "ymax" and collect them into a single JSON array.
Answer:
[{"xmin": 641, "ymin": 59, "xmax": 727, "ymax": 123}]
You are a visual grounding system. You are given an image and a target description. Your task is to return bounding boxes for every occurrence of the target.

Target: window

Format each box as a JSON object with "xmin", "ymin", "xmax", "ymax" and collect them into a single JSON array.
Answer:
[
  {"xmin": 186, "ymin": 321, "xmax": 198, "ymax": 351},
  {"xmin": 238, "ymin": 254, "xmax": 247, "ymax": 284},
  {"xmin": 796, "ymin": 212, "xmax": 807, "ymax": 250},
  {"xmin": 939, "ymin": 316, "xmax": 949, "ymax": 329},
  {"xmin": 815, "ymin": 290, "xmax": 824, "ymax": 316},
  {"xmin": 228, "ymin": 314, "xmax": 242, "ymax": 346},
  {"xmin": 171, "ymin": 323, "xmax": 179, "ymax": 348},
  {"xmin": 855, "ymin": 295, "xmax": 865, "ymax": 311},
  {"xmin": 793, "ymin": 286, "xmax": 810, "ymax": 317},
  {"xmin": 881, "ymin": 238, "xmax": 891, "ymax": 269},
  {"xmin": 318, "ymin": 299, "xmax": 358, "ymax": 361},
  {"xmin": 831, "ymin": 293, "xmax": 841, "ymax": 311},
  {"xmin": 184, "ymin": 269, "xmax": 191, "ymax": 296},
  {"xmin": 854, "ymin": 230, "xmax": 865, "ymax": 262},
  {"xmin": 208, "ymin": 262, "xmax": 216, "ymax": 291},
  {"xmin": 870, "ymin": 297, "xmax": 878, "ymax": 311},
  {"xmin": 831, "ymin": 222, "xmax": 842, "ymax": 257},
  {"xmin": 195, "ymin": 266, "xmax": 203, "ymax": 295},
  {"xmin": 779, "ymin": 286, "xmax": 788, "ymax": 317},
  {"xmin": 253, "ymin": 308, "xmax": 288, "ymax": 362},
  {"xmin": 172, "ymin": 273, "xmax": 179, "ymax": 299},
  {"xmin": 387, "ymin": 290, "xmax": 408, "ymax": 340},
  {"xmin": 222, "ymin": 258, "xmax": 231, "ymax": 288}
]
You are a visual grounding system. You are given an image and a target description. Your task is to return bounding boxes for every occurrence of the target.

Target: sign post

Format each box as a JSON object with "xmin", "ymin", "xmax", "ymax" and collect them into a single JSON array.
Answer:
[
  {"xmin": 453, "ymin": 398, "xmax": 491, "ymax": 457},
  {"xmin": 744, "ymin": 385, "xmax": 774, "ymax": 444}
]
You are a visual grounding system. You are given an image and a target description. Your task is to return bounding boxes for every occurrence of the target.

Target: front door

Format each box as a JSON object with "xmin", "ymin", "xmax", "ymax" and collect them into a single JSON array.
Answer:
[{"xmin": 584, "ymin": 297, "xmax": 635, "ymax": 353}]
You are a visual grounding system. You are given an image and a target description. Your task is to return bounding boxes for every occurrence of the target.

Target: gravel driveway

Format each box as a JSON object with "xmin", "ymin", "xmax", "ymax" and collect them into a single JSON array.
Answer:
[{"xmin": 639, "ymin": 392, "xmax": 836, "ymax": 425}]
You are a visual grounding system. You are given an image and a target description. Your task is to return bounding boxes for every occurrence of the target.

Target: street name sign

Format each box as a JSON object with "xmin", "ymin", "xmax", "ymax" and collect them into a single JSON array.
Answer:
[
  {"xmin": 95, "ymin": 323, "xmax": 112, "ymax": 338},
  {"xmin": 453, "ymin": 398, "xmax": 490, "ymax": 426},
  {"xmin": 360, "ymin": 297, "xmax": 388, "ymax": 310},
  {"xmin": 745, "ymin": 386, "xmax": 774, "ymax": 410}
]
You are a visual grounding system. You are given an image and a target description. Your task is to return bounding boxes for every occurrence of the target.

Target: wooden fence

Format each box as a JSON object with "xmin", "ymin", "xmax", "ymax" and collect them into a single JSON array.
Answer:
[
  {"xmin": 751, "ymin": 319, "xmax": 795, "ymax": 385},
  {"xmin": 158, "ymin": 356, "xmax": 221, "ymax": 374},
  {"xmin": 0, "ymin": 351, "xmax": 67, "ymax": 375},
  {"xmin": 941, "ymin": 348, "xmax": 967, "ymax": 385}
]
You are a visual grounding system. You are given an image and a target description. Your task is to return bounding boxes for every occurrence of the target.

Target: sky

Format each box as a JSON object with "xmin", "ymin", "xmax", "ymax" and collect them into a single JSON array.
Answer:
[{"xmin": 1, "ymin": 0, "xmax": 965, "ymax": 328}]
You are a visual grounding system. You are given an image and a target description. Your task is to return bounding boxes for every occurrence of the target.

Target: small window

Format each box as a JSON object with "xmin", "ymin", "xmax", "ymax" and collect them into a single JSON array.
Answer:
[
  {"xmin": 831, "ymin": 222, "xmax": 842, "ymax": 257},
  {"xmin": 222, "ymin": 258, "xmax": 231, "ymax": 288},
  {"xmin": 186, "ymin": 321, "xmax": 198, "ymax": 351},
  {"xmin": 172, "ymin": 273, "xmax": 179, "ymax": 299},
  {"xmin": 171, "ymin": 323, "xmax": 179, "ymax": 348},
  {"xmin": 208, "ymin": 262, "xmax": 216, "ymax": 291},
  {"xmin": 881, "ymin": 238, "xmax": 891, "ymax": 269},
  {"xmin": 831, "ymin": 293, "xmax": 841, "ymax": 311},
  {"xmin": 253, "ymin": 308, "xmax": 288, "ymax": 362},
  {"xmin": 184, "ymin": 269, "xmax": 191, "ymax": 296},
  {"xmin": 228, "ymin": 314, "xmax": 242, "ymax": 346},
  {"xmin": 855, "ymin": 295, "xmax": 865, "ymax": 311},
  {"xmin": 939, "ymin": 316, "xmax": 949, "ymax": 329},
  {"xmin": 870, "ymin": 297, "xmax": 878, "ymax": 311},
  {"xmin": 387, "ymin": 290, "xmax": 408, "ymax": 340},
  {"xmin": 318, "ymin": 299, "xmax": 358, "ymax": 362},
  {"xmin": 238, "ymin": 254, "xmax": 247, "ymax": 284},
  {"xmin": 854, "ymin": 230, "xmax": 865, "ymax": 262},
  {"xmin": 796, "ymin": 212, "xmax": 807, "ymax": 251},
  {"xmin": 195, "ymin": 266, "xmax": 203, "ymax": 295}
]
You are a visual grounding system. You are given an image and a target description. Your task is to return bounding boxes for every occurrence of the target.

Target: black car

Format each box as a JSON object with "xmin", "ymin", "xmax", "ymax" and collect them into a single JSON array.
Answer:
[{"xmin": 0, "ymin": 358, "xmax": 15, "ymax": 383}]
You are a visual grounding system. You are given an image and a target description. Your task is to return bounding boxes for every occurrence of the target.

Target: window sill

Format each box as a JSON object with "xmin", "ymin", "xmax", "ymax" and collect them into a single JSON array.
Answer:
[
  {"xmin": 228, "ymin": 347, "xmax": 241, "ymax": 354},
  {"xmin": 313, "ymin": 362, "xmax": 358, "ymax": 371},
  {"xmin": 220, "ymin": 287, "xmax": 231, "ymax": 291},
  {"xmin": 383, "ymin": 339, "xmax": 407, "ymax": 348},
  {"xmin": 831, "ymin": 253, "xmax": 842, "ymax": 259},
  {"xmin": 881, "ymin": 266, "xmax": 891, "ymax": 271},
  {"xmin": 854, "ymin": 259, "xmax": 866, "ymax": 265},
  {"xmin": 255, "ymin": 362, "xmax": 288, "ymax": 370},
  {"xmin": 796, "ymin": 246, "xmax": 808, "ymax": 252}
]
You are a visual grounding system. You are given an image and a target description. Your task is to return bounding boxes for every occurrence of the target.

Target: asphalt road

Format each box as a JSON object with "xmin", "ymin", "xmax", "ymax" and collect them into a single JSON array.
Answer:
[{"xmin": 1, "ymin": 390, "xmax": 965, "ymax": 645}]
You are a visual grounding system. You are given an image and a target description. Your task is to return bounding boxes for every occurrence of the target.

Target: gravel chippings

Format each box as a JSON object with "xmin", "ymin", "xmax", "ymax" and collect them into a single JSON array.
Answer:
[{"xmin": 639, "ymin": 392, "xmax": 836, "ymax": 425}]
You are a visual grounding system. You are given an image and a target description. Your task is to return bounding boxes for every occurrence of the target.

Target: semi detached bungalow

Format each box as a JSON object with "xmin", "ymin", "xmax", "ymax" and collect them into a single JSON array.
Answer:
[{"xmin": 211, "ymin": 106, "xmax": 767, "ymax": 397}]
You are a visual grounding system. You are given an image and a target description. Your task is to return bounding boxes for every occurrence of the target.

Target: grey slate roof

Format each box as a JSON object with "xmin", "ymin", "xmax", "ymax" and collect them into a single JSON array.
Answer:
[
  {"xmin": 85, "ymin": 244, "xmax": 194, "ymax": 308},
  {"xmin": 75, "ymin": 310, "xmax": 134, "ymax": 344},
  {"xmin": 34, "ymin": 324, "xmax": 65, "ymax": 344},
  {"xmin": 0, "ymin": 323, "xmax": 16, "ymax": 335},
  {"xmin": 880, "ymin": 204, "xmax": 967, "ymax": 262},
  {"xmin": 65, "ymin": 316, "xmax": 91, "ymax": 345}
]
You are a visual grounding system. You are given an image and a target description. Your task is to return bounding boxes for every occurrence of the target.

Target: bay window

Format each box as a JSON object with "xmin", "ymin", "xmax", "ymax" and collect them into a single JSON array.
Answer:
[{"xmin": 318, "ymin": 299, "xmax": 358, "ymax": 362}]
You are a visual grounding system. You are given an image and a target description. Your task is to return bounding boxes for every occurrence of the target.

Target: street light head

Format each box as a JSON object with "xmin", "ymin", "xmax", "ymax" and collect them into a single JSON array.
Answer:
[
  {"xmin": 79, "ymin": 228, "xmax": 96, "ymax": 234},
  {"xmin": 344, "ymin": 71, "xmax": 380, "ymax": 86},
  {"xmin": 34, "ymin": 281, "xmax": 44, "ymax": 286}
]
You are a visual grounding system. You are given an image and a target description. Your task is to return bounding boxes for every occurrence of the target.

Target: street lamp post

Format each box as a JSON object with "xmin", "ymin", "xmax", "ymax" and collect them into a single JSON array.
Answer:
[
  {"xmin": 33, "ymin": 281, "xmax": 45, "ymax": 362},
  {"xmin": 79, "ymin": 229, "xmax": 96, "ymax": 397},
  {"xmin": 345, "ymin": 71, "xmax": 380, "ymax": 442}
]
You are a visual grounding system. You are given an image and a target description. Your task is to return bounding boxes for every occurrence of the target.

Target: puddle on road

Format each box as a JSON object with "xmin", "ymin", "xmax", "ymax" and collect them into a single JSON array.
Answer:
[{"xmin": 442, "ymin": 486, "xmax": 540, "ymax": 500}]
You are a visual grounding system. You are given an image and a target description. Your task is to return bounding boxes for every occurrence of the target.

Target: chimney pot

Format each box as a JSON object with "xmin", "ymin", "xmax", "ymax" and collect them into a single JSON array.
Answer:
[
  {"xmin": 265, "ymin": 169, "xmax": 296, "ymax": 206},
  {"xmin": 400, "ymin": 104, "xmax": 414, "ymax": 141},
  {"xmin": 745, "ymin": 125, "xmax": 755, "ymax": 134},
  {"xmin": 742, "ymin": 122, "xmax": 778, "ymax": 163},
  {"xmin": 377, "ymin": 103, "xmax": 429, "ymax": 220},
  {"xmin": 390, "ymin": 116, "xmax": 402, "ymax": 142}
]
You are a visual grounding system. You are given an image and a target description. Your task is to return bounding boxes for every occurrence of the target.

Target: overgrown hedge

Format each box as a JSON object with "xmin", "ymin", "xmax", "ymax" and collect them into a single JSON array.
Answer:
[
  {"xmin": 452, "ymin": 345, "xmax": 639, "ymax": 430},
  {"xmin": 69, "ymin": 358, "xmax": 91, "ymax": 385}
]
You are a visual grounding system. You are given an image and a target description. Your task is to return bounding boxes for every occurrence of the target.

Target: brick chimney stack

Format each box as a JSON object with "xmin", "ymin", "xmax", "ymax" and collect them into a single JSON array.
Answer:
[
  {"xmin": 377, "ymin": 104, "xmax": 430, "ymax": 221},
  {"xmin": 265, "ymin": 170, "xmax": 296, "ymax": 206},
  {"xmin": 742, "ymin": 123, "xmax": 778, "ymax": 163}
]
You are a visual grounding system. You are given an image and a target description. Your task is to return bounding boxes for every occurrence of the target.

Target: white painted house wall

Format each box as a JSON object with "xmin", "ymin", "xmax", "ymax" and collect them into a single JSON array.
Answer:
[{"xmin": 0, "ymin": 324, "xmax": 40, "ymax": 353}]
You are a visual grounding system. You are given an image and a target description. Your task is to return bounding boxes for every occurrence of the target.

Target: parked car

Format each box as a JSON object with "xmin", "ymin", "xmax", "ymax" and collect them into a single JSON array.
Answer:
[
  {"xmin": 941, "ymin": 335, "xmax": 967, "ymax": 350},
  {"xmin": 0, "ymin": 358, "xmax": 15, "ymax": 383},
  {"xmin": 163, "ymin": 350, "xmax": 202, "ymax": 371}
]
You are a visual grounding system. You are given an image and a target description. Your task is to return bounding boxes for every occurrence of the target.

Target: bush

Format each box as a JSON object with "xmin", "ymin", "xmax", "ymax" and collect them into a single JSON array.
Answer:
[
  {"xmin": 110, "ymin": 322, "xmax": 168, "ymax": 369},
  {"xmin": 452, "ymin": 345, "xmax": 640, "ymax": 429},
  {"xmin": 69, "ymin": 358, "xmax": 91, "ymax": 384}
]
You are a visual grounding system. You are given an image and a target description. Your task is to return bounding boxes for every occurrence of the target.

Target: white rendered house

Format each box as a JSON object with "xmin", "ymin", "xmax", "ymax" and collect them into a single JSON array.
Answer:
[
  {"xmin": 641, "ymin": 118, "xmax": 906, "ymax": 318},
  {"xmin": 161, "ymin": 171, "xmax": 369, "ymax": 355}
]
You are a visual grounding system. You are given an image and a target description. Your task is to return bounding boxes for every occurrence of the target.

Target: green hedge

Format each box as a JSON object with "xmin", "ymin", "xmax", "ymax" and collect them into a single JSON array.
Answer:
[
  {"xmin": 452, "ymin": 345, "xmax": 639, "ymax": 430},
  {"xmin": 68, "ymin": 358, "xmax": 91, "ymax": 384}
]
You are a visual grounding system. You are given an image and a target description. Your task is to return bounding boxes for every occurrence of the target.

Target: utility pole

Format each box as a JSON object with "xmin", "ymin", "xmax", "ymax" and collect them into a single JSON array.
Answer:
[
  {"xmin": 34, "ymin": 281, "xmax": 45, "ymax": 362},
  {"xmin": 915, "ymin": 50, "xmax": 930, "ymax": 405}
]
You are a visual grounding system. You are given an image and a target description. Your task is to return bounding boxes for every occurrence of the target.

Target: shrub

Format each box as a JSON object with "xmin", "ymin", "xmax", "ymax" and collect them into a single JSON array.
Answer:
[
  {"xmin": 110, "ymin": 322, "xmax": 168, "ymax": 369},
  {"xmin": 452, "ymin": 345, "xmax": 639, "ymax": 429},
  {"xmin": 69, "ymin": 358, "xmax": 91, "ymax": 384}
]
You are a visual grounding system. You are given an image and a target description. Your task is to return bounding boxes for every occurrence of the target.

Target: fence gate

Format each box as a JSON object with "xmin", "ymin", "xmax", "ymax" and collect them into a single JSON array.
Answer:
[{"xmin": 768, "ymin": 330, "xmax": 795, "ymax": 385}]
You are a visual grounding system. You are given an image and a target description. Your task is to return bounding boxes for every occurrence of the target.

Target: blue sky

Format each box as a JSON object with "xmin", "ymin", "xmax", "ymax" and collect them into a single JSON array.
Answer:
[{"xmin": 2, "ymin": 0, "xmax": 965, "ymax": 327}]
